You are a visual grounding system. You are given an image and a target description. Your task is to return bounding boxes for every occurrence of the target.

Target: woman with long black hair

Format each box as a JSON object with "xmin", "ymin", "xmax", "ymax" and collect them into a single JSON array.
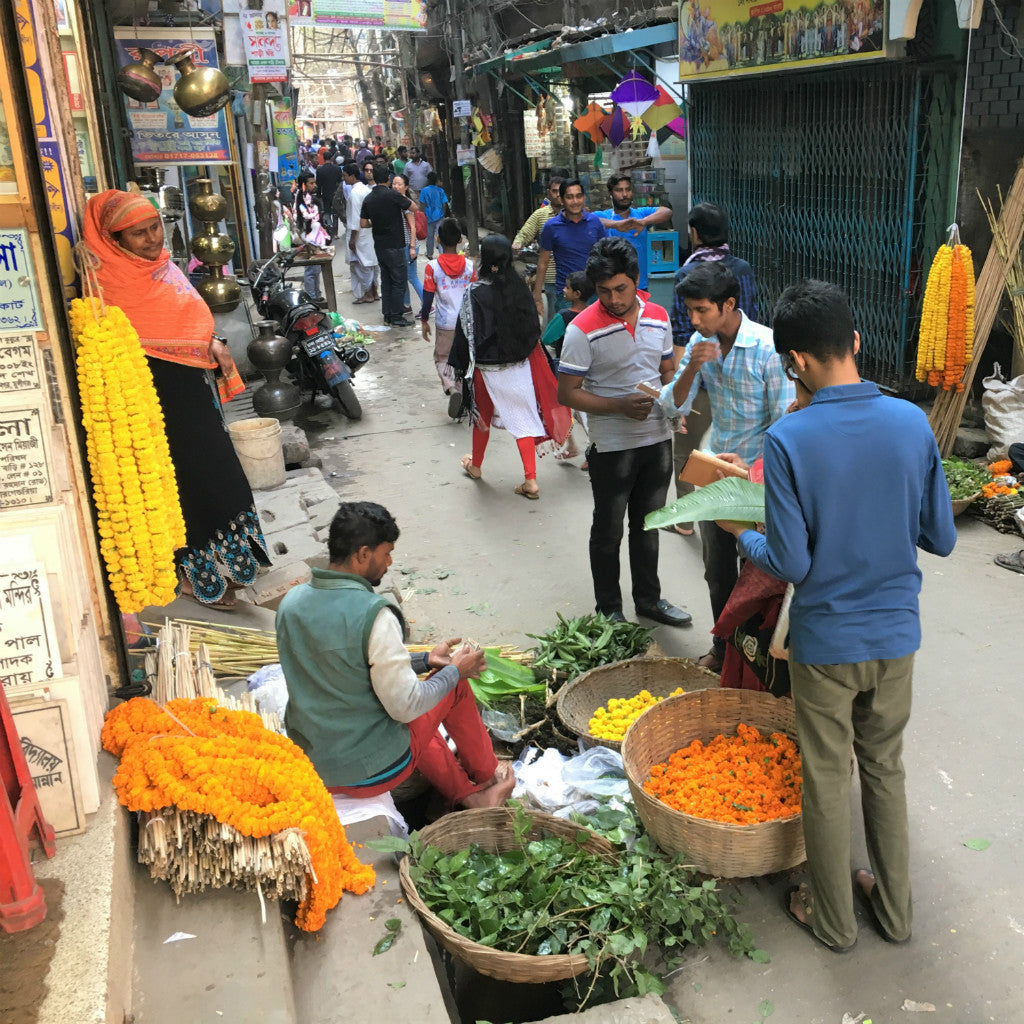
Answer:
[{"xmin": 448, "ymin": 234, "xmax": 571, "ymax": 499}]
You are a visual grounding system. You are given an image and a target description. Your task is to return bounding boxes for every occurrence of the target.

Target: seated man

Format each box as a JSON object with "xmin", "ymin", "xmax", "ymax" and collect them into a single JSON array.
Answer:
[{"xmin": 276, "ymin": 501, "xmax": 514, "ymax": 809}]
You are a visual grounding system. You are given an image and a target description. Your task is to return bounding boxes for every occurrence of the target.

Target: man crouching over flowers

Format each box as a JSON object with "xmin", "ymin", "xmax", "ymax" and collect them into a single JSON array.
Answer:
[{"xmin": 277, "ymin": 500, "xmax": 515, "ymax": 809}]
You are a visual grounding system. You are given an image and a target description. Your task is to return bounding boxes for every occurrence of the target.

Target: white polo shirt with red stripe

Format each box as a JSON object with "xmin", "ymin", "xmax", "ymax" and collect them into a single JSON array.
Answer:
[{"xmin": 558, "ymin": 296, "xmax": 674, "ymax": 453}]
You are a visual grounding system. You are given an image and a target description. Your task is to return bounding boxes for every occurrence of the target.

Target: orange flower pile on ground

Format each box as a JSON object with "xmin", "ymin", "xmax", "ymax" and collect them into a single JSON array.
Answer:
[
  {"xmin": 102, "ymin": 697, "xmax": 375, "ymax": 931},
  {"xmin": 981, "ymin": 460, "xmax": 1019, "ymax": 499},
  {"xmin": 644, "ymin": 723, "xmax": 802, "ymax": 825}
]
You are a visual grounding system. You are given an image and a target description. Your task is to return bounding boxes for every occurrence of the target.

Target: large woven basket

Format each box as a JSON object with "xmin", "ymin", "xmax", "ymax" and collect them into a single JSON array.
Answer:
[
  {"xmin": 951, "ymin": 492, "xmax": 981, "ymax": 516},
  {"xmin": 398, "ymin": 807, "xmax": 616, "ymax": 982},
  {"xmin": 621, "ymin": 688, "xmax": 805, "ymax": 877},
  {"xmin": 556, "ymin": 657, "xmax": 719, "ymax": 752}
]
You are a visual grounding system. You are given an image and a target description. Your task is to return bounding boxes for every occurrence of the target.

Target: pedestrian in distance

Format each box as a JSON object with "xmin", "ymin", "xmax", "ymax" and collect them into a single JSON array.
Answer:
[
  {"xmin": 404, "ymin": 148, "xmax": 433, "ymax": 199},
  {"xmin": 660, "ymin": 261, "xmax": 792, "ymax": 669},
  {"xmin": 341, "ymin": 161, "xmax": 379, "ymax": 305},
  {"xmin": 277, "ymin": 501, "xmax": 516, "ymax": 810},
  {"xmin": 419, "ymin": 217, "xmax": 476, "ymax": 417},
  {"xmin": 390, "ymin": 173, "xmax": 423, "ymax": 312},
  {"xmin": 714, "ymin": 279, "xmax": 956, "ymax": 953},
  {"xmin": 448, "ymin": 234, "xmax": 572, "ymax": 499},
  {"xmin": 513, "ymin": 177, "xmax": 564, "ymax": 319},
  {"xmin": 315, "ymin": 155, "xmax": 343, "ymax": 238},
  {"xmin": 292, "ymin": 170, "xmax": 328, "ymax": 306},
  {"xmin": 534, "ymin": 179, "xmax": 606, "ymax": 323},
  {"xmin": 594, "ymin": 173, "xmax": 674, "ymax": 290},
  {"xmin": 667, "ymin": 202, "xmax": 761, "ymax": 534},
  {"xmin": 557, "ymin": 237, "xmax": 691, "ymax": 627},
  {"xmin": 392, "ymin": 145, "xmax": 409, "ymax": 177},
  {"xmin": 418, "ymin": 171, "xmax": 450, "ymax": 259},
  {"xmin": 360, "ymin": 163, "xmax": 414, "ymax": 327}
]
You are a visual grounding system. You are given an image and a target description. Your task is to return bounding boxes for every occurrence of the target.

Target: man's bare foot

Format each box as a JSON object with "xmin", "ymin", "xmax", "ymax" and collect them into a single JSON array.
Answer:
[{"xmin": 460, "ymin": 762, "xmax": 515, "ymax": 809}]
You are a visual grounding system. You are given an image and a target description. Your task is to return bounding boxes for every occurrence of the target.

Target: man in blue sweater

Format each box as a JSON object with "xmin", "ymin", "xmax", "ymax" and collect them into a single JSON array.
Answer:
[{"xmin": 717, "ymin": 279, "xmax": 956, "ymax": 953}]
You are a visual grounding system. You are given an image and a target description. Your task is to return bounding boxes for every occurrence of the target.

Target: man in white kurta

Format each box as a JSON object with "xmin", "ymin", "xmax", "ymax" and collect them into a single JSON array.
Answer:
[{"xmin": 343, "ymin": 163, "xmax": 379, "ymax": 302}]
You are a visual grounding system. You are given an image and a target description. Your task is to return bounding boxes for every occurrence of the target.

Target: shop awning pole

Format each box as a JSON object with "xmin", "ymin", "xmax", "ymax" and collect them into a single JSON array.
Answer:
[{"xmin": 484, "ymin": 68, "xmax": 533, "ymax": 106}]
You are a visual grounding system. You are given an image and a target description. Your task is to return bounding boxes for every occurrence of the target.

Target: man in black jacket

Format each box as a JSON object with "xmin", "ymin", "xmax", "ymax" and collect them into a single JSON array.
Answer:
[
  {"xmin": 360, "ymin": 164, "xmax": 413, "ymax": 327},
  {"xmin": 315, "ymin": 158, "xmax": 343, "ymax": 237}
]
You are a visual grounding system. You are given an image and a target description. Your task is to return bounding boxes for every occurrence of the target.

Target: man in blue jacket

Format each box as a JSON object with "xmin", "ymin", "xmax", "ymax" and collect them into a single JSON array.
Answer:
[{"xmin": 717, "ymin": 279, "xmax": 956, "ymax": 954}]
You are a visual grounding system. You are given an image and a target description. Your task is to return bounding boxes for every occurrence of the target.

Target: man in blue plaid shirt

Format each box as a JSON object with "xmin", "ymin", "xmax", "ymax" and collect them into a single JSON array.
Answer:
[{"xmin": 659, "ymin": 261, "xmax": 793, "ymax": 671}]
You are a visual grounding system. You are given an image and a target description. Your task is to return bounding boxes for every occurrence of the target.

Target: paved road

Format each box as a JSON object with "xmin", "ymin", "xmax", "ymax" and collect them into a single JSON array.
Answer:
[{"xmin": 233, "ymin": 251, "xmax": 1024, "ymax": 1024}]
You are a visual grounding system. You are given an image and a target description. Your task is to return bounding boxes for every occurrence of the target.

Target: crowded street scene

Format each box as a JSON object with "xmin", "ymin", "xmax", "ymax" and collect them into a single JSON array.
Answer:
[{"xmin": 1, "ymin": 1, "xmax": 1023, "ymax": 1023}]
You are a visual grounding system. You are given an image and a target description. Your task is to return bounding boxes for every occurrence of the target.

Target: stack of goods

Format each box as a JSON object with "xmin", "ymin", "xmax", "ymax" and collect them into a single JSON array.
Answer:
[
  {"xmin": 644, "ymin": 723, "xmax": 802, "ymax": 825},
  {"xmin": 102, "ymin": 696, "xmax": 375, "ymax": 931},
  {"xmin": 587, "ymin": 687, "xmax": 684, "ymax": 742},
  {"xmin": 970, "ymin": 458, "xmax": 1024, "ymax": 533}
]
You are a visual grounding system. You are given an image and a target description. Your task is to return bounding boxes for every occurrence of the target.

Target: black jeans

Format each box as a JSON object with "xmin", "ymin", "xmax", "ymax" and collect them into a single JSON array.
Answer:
[
  {"xmin": 376, "ymin": 246, "xmax": 408, "ymax": 320},
  {"xmin": 700, "ymin": 520, "xmax": 741, "ymax": 656},
  {"xmin": 586, "ymin": 439, "xmax": 672, "ymax": 614}
]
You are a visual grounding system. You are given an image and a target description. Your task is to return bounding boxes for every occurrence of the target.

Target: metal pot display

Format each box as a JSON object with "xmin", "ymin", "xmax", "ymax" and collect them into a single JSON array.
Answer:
[
  {"xmin": 116, "ymin": 46, "xmax": 164, "ymax": 103},
  {"xmin": 190, "ymin": 227, "xmax": 235, "ymax": 267},
  {"xmin": 168, "ymin": 49, "xmax": 230, "ymax": 118},
  {"xmin": 247, "ymin": 321, "xmax": 301, "ymax": 420},
  {"xmin": 193, "ymin": 267, "xmax": 241, "ymax": 313},
  {"xmin": 189, "ymin": 179, "xmax": 241, "ymax": 313}
]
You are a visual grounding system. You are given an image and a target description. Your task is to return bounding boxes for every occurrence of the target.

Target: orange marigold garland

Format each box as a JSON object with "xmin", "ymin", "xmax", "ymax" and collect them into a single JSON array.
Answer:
[
  {"xmin": 915, "ymin": 239, "xmax": 975, "ymax": 391},
  {"xmin": 644, "ymin": 723, "xmax": 802, "ymax": 825},
  {"xmin": 102, "ymin": 697, "xmax": 375, "ymax": 931}
]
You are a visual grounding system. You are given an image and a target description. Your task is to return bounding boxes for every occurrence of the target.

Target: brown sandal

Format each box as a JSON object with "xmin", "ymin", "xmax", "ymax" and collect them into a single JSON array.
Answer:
[{"xmin": 460, "ymin": 454, "xmax": 482, "ymax": 480}]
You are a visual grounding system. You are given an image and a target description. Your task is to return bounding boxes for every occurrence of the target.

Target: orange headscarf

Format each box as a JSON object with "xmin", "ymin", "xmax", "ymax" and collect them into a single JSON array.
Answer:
[{"xmin": 82, "ymin": 189, "xmax": 217, "ymax": 370}]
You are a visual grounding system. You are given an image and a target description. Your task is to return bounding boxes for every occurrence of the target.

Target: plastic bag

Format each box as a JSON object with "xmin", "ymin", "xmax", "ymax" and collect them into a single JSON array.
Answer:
[
  {"xmin": 512, "ymin": 744, "xmax": 630, "ymax": 815},
  {"xmin": 982, "ymin": 362, "xmax": 1024, "ymax": 461},
  {"xmin": 247, "ymin": 663, "xmax": 289, "ymax": 723}
]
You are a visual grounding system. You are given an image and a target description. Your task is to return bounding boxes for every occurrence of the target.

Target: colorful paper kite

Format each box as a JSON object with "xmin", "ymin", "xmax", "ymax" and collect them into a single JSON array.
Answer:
[
  {"xmin": 609, "ymin": 71, "xmax": 658, "ymax": 118},
  {"xmin": 573, "ymin": 101, "xmax": 607, "ymax": 143},
  {"xmin": 640, "ymin": 86, "xmax": 683, "ymax": 131},
  {"xmin": 600, "ymin": 105, "xmax": 631, "ymax": 147}
]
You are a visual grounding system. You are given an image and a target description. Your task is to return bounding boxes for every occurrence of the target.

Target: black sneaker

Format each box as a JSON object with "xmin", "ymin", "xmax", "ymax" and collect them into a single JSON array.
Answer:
[
  {"xmin": 597, "ymin": 609, "xmax": 627, "ymax": 623},
  {"xmin": 635, "ymin": 599, "xmax": 692, "ymax": 628},
  {"xmin": 447, "ymin": 391, "xmax": 464, "ymax": 419},
  {"xmin": 388, "ymin": 316, "xmax": 414, "ymax": 327}
]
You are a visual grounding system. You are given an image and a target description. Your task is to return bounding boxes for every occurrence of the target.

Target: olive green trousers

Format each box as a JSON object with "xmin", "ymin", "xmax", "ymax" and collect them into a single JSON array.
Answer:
[{"xmin": 790, "ymin": 653, "xmax": 915, "ymax": 948}]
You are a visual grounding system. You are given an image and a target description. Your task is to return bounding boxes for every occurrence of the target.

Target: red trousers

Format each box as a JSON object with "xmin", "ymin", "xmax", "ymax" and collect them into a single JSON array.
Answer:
[{"xmin": 330, "ymin": 677, "xmax": 497, "ymax": 805}]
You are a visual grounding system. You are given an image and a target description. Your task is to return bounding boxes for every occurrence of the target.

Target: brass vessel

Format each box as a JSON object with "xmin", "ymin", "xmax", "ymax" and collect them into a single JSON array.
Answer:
[
  {"xmin": 189, "ymin": 178, "xmax": 229, "ymax": 222},
  {"xmin": 116, "ymin": 47, "xmax": 164, "ymax": 103},
  {"xmin": 194, "ymin": 267, "xmax": 241, "ymax": 313},
  {"xmin": 169, "ymin": 49, "xmax": 230, "ymax": 118},
  {"xmin": 190, "ymin": 226, "xmax": 235, "ymax": 267}
]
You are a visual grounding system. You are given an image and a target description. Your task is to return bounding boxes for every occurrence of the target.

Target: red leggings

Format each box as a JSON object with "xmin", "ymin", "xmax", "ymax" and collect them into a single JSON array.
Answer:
[
  {"xmin": 470, "ymin": 370, "xmax": 538, "ymax": 480},
  {"xmin": 330, "ymin": 677, "xmax": 498, "ymax": 805}
]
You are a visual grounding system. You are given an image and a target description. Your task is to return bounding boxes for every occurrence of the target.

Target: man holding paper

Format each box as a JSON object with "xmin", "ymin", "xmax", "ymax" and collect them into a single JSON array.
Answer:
[{"xmin": 659, "ymin": 262, "xmax": 792, "ymax": 670}]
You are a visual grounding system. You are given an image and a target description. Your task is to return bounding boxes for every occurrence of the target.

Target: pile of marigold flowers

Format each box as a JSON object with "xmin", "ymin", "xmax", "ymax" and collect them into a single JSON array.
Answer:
[
  {"xmin": 981, "ymin": 459, "xmax": 1019, "ymax": 499},
  {"xmin": 644, "ymin": 722, "xmax": 802, "ymax": 825},
  {"xmin": 102, "ymin": 697, "xmax": 375, "ymax": 931},
  {"xmin": 588, "ymin": 687, "xmax": 685, "ymax": 742}
]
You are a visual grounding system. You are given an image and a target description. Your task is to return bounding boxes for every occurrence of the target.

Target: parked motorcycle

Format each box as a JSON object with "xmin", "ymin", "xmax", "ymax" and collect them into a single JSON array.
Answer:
[{"xmin": 248, "ymin": 248, "xmax": 369, "ymax": 420}]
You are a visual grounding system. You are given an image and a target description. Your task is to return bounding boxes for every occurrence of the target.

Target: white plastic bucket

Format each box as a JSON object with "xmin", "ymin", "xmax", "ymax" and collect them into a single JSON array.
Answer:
[{"xmin": 228, "ymin": 417, "xmax": 286, "ymax": 490}]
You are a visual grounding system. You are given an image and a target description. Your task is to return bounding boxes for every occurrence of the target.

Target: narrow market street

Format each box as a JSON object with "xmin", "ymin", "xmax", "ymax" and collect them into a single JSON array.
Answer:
[{"xmin": 240, "ymin": 256, "xmax": 1024, "ymax": 1024}]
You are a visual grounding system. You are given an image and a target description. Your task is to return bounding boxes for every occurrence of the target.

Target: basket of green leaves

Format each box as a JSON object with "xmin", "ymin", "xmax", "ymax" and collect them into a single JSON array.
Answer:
[{"xmin": 942, "ymin": 457, "xmax": 988, "ymax": 515}]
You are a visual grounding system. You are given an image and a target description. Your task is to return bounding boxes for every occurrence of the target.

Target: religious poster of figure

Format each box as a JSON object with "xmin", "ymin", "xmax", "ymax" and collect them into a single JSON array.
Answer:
[
  {"xmin": 12, "ymin": 696, "xmax": 85, "ymax": 837},
  {"xmin": 679, "ymin": 0, "xmax": 887, "ymax": 81}
]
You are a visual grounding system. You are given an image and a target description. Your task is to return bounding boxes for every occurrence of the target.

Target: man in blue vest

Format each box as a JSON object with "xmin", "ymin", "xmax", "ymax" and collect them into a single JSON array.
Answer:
[
  {"xmin": 277, "ymin": 501, "xmax": 515, "ymax": 808},
  {"xmin": 594, "ymin": 173, "xmax": 674, "ymax": 290}
]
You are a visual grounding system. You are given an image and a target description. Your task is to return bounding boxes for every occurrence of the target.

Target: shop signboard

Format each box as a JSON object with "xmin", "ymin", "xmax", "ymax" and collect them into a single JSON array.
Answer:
[
  {"xmin": 0, "ymin": 232, "xmax": 41, "ymax": 332},
  {"xmin": 113, "ymin": 30, "xmax": 232, "ymax": 165},
  {"xmin": 271, "ymin": 98, "xmax": 300, "ymax": 183},
  {"xmin": 292, "ymin": 0, "xmax": 427, "ymax": 31},
  {"xmin": 241, "ymin": 11, "xmax": 289, "ymax": 82},
  {"xmin": 678, "ymin": 0, "xmax": 886, "ymax": 81}
]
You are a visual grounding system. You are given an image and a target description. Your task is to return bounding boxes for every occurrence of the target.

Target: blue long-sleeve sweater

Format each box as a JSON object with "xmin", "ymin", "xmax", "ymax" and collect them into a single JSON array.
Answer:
[{"xmin": 738, "ymin": 382, "xmax": 956, "ymax": 665}]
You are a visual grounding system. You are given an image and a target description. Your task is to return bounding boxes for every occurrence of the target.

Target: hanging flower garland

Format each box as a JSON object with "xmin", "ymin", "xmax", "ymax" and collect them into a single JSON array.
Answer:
[
  {"xmin": 102, "ymin": 697, "xmax": 376, "ymax": 932},
  {"xmin": 71, "ymin": 297, "xmax": 186, "ymax": 613},
  {"xmin": 915, "ymin": 230, "xmax": 975, "ymax": 392}
]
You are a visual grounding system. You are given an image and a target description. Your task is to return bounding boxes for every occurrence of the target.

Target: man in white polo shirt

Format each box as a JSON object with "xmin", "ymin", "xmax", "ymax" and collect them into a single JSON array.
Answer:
[{"xmin": 557, "ymin": 237, "xmax": 692, "ymax": 627}]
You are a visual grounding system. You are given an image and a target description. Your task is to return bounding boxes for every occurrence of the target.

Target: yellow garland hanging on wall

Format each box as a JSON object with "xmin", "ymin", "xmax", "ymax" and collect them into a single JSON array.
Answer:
[
  {"xmin": 915, "ymin": 231, "xmax": 975, "ymax": 392},
  {"xmin": 71, "ymin": 297, "xmax": 186, "ymax": 612},
  {"xmin": 102, "ymin": 697, "xmax": 375, "ymax": 932}
]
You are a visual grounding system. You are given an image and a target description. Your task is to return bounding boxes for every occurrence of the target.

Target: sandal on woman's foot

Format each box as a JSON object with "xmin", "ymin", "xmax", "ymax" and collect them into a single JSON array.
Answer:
[
  {"xmin": 785, "ymin": 883, "xmax": 856, "ymax": 953},
  {"xmin": 460, "ymin": 454, "xmax": 482, "ymax": 480},
  {"xmin": 514, "ymin": 483, "xmax": 539, "ymax": 500},
  {"xmin": 854, "ymin": 869, "xmax": 912, "ymax": 944}
]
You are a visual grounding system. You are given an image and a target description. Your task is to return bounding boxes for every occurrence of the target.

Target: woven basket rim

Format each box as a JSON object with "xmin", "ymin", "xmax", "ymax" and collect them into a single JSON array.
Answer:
[{"xmin": 398, "ymin": 807, "xmax": 616, "ymax": 980}]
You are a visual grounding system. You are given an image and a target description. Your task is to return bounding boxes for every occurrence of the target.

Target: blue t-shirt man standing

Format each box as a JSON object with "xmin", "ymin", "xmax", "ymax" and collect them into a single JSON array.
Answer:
[
  {"xmin": 594, "ymin": 173, "xmax": 674, "ymax": 289},
  {"xmin": 533, "ymin": 179, "xmax": 606, "ymax": 320}
]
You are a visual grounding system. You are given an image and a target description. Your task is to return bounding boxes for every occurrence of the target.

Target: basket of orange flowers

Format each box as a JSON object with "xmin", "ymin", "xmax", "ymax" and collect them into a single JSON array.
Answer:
[{"xmin": 621, "ymin": 688, "xmax": 805, "ymax": 877}]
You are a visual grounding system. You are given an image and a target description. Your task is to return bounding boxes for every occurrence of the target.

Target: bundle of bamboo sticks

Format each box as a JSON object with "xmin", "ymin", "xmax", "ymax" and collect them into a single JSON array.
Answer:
[{"xmin": 930, "ymin": 159, "xmax": 1024, "ymax": 455}]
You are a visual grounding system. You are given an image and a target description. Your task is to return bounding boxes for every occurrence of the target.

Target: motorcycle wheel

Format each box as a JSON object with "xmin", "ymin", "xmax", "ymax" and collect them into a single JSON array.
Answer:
[{"xmin": 331, "ymin": 379, "xmax": 362, "ymax": 420}]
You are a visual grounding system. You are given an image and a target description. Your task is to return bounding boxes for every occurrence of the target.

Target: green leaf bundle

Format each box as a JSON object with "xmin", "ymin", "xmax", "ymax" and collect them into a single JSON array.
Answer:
[
  {"xmin": 469, "ymin": 649, "xmax": 547, "ymax": 707},
  {"xmin": 941, "ymin": 457, "xmax": 989, "ymax": 500},
  {"xmin": 528, "ymin": 614, "xmax": 652, "ymax": 679},
  {"xmin": 644, "ymin": 476, "xmax": 766, "ymax": 531}
]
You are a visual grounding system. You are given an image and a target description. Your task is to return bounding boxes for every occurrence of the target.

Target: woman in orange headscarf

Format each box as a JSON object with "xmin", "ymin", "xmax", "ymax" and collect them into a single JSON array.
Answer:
[{"xmin": 82, "ymin": 189, "xmax": 269, "ymax": 608}]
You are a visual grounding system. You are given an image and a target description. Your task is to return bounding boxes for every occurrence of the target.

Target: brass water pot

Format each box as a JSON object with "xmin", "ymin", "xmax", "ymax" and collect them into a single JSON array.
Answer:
[
  {"xmin": 189, "ymin": 178, "xmax": 229, "ymax": 223},
  {"xmin": 194, "ymin": 267, "xmax": 241, "ymax": 313},
  {"xmin": 169, "ymin": 49, "xmax": 230, "ymax": 118},
  {"xmin": 191, "ymin": 226, "xmax": 235, "ymax": 266},
  {"xmin": 117, "ymin": 47, "xmax": 164, "ymax": 103}
]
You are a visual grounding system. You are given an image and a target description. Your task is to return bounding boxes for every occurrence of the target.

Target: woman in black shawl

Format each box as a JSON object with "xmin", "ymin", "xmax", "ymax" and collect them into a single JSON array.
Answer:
[{"xmin": 448, "ymin": 235, "xmax": 571, "ymax": 499}]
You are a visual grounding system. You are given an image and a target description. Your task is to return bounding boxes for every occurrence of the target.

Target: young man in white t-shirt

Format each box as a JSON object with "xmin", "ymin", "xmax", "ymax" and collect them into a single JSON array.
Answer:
[{"xmin": 419, "ymin": 218, "xmax": 476, "ymax": 418}]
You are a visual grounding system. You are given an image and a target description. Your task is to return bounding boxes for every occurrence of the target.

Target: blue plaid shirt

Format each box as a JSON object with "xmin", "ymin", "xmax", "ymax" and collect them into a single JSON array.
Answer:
[{"xmin": 659, "ymin": 312, "xmax": 793, "ymax": 463}]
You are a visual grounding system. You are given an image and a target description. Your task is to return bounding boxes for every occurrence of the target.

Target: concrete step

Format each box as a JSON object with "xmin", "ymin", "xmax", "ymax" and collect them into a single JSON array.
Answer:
[
  {"xmin": 284, "ymin": 816, "xmax": 456, "ymax": 1024},
  {"xmin": 131, "ymin": 856, "xmax": 298, "ymax": 1024}
]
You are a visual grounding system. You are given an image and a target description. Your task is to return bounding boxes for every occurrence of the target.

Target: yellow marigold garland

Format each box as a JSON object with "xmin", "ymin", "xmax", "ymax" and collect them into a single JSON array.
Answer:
[
  {"xmin": 916, "ymin": 242, "xmax": 975, "ymax": 392},
  {"xmin": 102, "ymin": 697, "xmax": 375, "ymax": 932},
  {"xmin": 71, "ymin": 298, "xmax": 186, "ymax": 612}
]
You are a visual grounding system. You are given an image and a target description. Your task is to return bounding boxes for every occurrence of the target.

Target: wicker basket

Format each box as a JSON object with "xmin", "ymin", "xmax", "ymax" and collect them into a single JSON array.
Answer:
[
  {"xmin": 621, "ymin": 688, "xmax": 805, "ymax": 877},
  {"xmin": 951, "ymin": 492, "xmax": 981, "ymax": 516},
  {"xmin": 398, "ymin": 807, "xmax": 616, "ymax": 982},
  {"xmin": 556, "ymin": 657, "xmax": 720, "ymax": 752}
]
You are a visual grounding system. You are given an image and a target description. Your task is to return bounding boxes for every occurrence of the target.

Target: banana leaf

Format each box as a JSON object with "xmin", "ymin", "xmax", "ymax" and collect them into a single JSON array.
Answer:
[
  {"xmin": 644, "ymin": 476, "xmax": 766, "ymax": 530},
  {"xmin": 469, "ymin": 649, "xmax": 546, "ymax": 707}
]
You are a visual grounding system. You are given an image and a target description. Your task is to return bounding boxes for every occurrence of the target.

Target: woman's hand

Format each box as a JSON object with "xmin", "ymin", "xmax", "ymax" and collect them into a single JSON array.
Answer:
[{"xmin": 209, "ymin": 337, "xmax": 234, "ymax": 375}]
